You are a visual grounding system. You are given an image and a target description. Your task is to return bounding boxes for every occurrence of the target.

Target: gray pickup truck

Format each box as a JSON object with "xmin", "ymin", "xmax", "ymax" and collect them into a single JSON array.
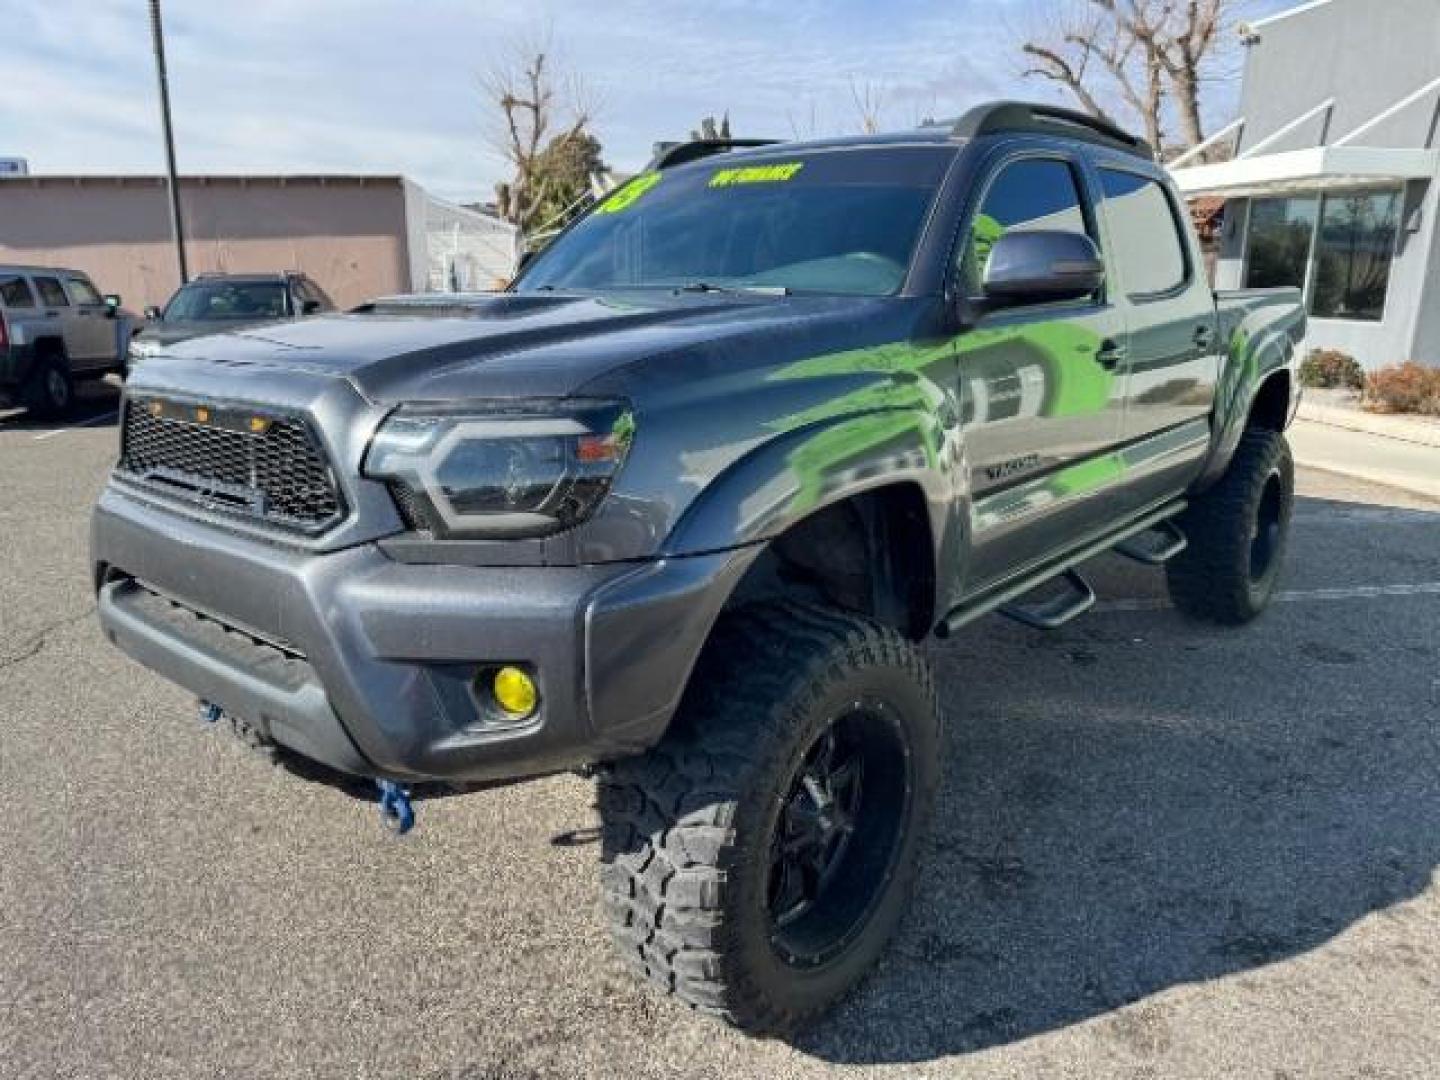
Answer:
[
  {"xmin": 92, "ymin": 102, "xmax": 1304, "ymax": 1033},
  {"xmin": 1, "ymin": 264, "xmax": 132, "ymax": 417}
]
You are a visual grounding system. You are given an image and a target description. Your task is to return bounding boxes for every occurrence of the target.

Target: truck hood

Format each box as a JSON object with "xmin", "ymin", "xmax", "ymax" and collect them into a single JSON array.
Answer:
[
  {"xmin": 146, "ymin": 291, "xmax": 905, "ymax": 404},
  {"xmin": 135, "ymin": 317, "xmax": 292, "ymax": 348}
]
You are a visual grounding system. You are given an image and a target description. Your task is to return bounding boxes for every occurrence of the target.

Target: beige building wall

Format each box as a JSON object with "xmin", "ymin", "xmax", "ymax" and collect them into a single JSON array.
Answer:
[{"xmin": 0, "ymin": 175, "xmax": 413, "ymax": 311}]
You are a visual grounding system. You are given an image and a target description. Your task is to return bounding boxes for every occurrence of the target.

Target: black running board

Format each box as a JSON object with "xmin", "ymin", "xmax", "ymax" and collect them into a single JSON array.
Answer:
[
  {"xmin": 935, "ymin": 499, "xmax": 1187, "ymax": 638},
  {"xmin": 1114, "ymin": 518, "xmax": 1188, "ymax": 566},
  {"xmin": 998, "ymin": 568, "xmax": 1095, "ymax": 630}
]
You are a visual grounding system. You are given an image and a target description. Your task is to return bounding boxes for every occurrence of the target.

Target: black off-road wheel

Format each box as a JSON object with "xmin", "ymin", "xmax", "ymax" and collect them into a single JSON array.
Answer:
[
  {"xmin": 23, "ymin": 353, "xmax": 75, "ymax": 420},
  {"xmin": 598, "ymin": 602, "xmax": 941, "ymax": 1034},
  {"xmin": 1166, "ymin": 428, "xmax": 1294, "ymax": 624}
]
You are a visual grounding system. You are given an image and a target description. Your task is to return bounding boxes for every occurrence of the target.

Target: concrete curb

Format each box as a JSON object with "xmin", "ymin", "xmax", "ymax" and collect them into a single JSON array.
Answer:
[
  {"xmin": 1297, "ymin": 398, "xmax": 1440, "ymax": 449},
  {"xmin": 1289, "ymin": 419, "xmax": 1440, "ymax": 504}
]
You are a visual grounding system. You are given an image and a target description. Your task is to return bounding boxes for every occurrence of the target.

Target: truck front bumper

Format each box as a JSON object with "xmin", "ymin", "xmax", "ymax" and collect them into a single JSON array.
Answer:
[{"xmin": 92, "ymin": 485, "xmax": 756, "ymax": 783}]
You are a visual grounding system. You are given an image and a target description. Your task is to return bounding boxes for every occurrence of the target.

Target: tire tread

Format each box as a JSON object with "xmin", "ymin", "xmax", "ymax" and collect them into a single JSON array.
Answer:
[{"xmin": 597, "ymin": 601, "xmax": 937, "ymax": 1032}]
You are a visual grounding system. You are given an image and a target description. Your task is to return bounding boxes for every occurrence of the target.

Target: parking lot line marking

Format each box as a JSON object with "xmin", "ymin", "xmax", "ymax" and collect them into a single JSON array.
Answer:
[
  {"xmin": 1294, "ymin": 506, "xmax": 1440, "ymax": 525},
  {"xmin": 33, "ymin": 410, "xmax": 118, "ymax": 441},
  {"xmin": 1094, "ymin": 581, "xmax": 1440, "ymax": 613}
]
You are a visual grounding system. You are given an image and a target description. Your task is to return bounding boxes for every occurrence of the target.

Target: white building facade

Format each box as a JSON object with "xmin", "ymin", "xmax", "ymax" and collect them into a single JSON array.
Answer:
[{"xmin": 1170, "ymin": 0, "xmax": 1440, "ymax": 370}]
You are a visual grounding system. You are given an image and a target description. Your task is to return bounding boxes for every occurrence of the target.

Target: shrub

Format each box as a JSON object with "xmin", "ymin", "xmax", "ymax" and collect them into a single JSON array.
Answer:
[
  {"xmin": 1299, "ymin": 349, "xmax": 1365, "ymax": 391},
  {"xmin": 1364, "ymin": 362, "xmax": 1440, "ymax": 416}
]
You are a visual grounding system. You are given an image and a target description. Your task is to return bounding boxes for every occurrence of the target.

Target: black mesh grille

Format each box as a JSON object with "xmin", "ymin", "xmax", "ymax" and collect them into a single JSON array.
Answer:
[
  {"xmin": 387, "ymin": 481, "xmax": 436, "ymax": 533},
  {"xmin": 118, "ymin": 398, "xmax": 343, "ymax": 532}
]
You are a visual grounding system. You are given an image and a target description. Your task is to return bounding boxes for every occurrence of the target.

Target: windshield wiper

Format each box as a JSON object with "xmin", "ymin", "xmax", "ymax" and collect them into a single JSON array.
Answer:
[{"xmin": 674, "ymin": 281, "xmax": 790, "ymax": 297}]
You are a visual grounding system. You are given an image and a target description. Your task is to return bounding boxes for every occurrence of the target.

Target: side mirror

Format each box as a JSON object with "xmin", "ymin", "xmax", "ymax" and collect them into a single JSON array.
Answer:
[
  {"xmin": 981, "ymin": 231, "xmax": 1105, "ymax": 308},
  {"xmin": 103, "ymin": 294, "xmax": 121, "ymax": 318},
  {"xmin": 144, "ymin": 305, "xmax": 162, "ymax": 321},
  {"xmin": 301, "ymin": 299, "xmax": 321, "ymax": 315}
]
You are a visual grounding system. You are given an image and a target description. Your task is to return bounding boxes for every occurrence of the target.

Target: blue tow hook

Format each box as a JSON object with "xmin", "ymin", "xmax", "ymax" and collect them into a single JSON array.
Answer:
[
  {"xmin": 376, "ymin": 780, "xmax": 415, "ymax": 835},
  {"xmin": 198, "ymin": 700, "xmax": 223, "ymax": 725}
]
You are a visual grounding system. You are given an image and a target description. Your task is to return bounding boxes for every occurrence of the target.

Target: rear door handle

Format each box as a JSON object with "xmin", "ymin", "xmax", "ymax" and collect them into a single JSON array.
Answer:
[
  {"xmin": 1096, "ymin": 338, "xmax": 1128, "ymax": 370},
  {"xmin": 1193, "ymin": 325, "xmax": 1216, "ymax": 350}
]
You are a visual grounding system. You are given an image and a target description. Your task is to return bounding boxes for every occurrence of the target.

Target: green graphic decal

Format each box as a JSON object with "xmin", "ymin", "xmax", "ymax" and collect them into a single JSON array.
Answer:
[
  {"xmin": 957, "ymin": 322, "xmax": 1113, "ymax": 418},
  {"xmin": 752, "ymin": 306, "xmax": 1115, "ymax": 521},
  {"xmin": 964, "ymin": 213, "xmax": 1004, "ymax": 287},
  {"xmin": 709, "ymin": 162, "xmax": 805, "ymax": 188},
  {"xmin": 596, "ymin": 172, "xmax": 661, "ymax": 214},
  {"xmin": 764, "ymin": 338, "xmax": 953, "ymax": 514}
]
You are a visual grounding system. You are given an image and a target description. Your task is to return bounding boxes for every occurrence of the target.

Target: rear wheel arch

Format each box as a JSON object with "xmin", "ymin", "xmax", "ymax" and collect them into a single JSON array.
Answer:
[
  {"xmin": 32, "ymin": 335, "xmax": 67, "ymax": 363},
  {"xmin": 1247, "ymin": 369, "xmax": 1292, "ymax": 432}
]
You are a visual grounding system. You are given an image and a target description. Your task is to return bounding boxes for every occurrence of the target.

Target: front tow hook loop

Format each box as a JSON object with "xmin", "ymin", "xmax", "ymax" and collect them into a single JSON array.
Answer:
[
  {"xmin": 198, "ymin": 700, "xmax": 223, "ymax": 725},
  {"xmin": 376, "ymin": 780, "xmax": 415, "ymax": 836}
]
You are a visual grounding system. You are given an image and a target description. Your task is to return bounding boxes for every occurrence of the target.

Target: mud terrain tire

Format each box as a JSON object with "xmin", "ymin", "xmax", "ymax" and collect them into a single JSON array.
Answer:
[
  {"xmin": 598, "ymin": 602, "xmax": 941, "ymax": 1033},
  {"xmin": 1167, "ymin": 429, "xmax": 1294, "ymax": 624}
]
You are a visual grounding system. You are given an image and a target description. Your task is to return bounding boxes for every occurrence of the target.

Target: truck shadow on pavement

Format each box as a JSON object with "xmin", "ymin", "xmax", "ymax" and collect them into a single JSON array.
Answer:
[
  {"xmin": 0, "ymin": 378, "xmax": 121, "ymax": 432},
  {"xmin": 796, "ymin": 529, "xmax": 1439, "ymax": 1064}
]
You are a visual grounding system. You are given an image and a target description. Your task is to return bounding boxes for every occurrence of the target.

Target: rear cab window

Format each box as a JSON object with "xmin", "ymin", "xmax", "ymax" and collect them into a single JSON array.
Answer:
[
  {"xmin": 1098, "ymin": 169, "xmax": 1191, "ymax": 298},
  {"xmin": 34, "ymin": 276, "xmax": 70, "ymax": 307},
  {"xmin": 1, "ymin": 275, "xmax": 37, "ymax": 309}
]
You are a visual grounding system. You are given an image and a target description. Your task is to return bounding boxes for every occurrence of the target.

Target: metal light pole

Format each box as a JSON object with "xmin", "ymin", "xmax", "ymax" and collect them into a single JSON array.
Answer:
[{"xmin": 148, "ymin": 0, "xmax": 188, "ymax": 284}]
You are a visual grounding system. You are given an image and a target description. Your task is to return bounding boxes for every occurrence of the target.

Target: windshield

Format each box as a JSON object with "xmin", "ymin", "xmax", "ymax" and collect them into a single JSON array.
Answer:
[
  {"xmin": 516, "ymin": 146, "xmax": 952, "ymax": 297},
  {"xmin": 163, "ymin": 281, "xmax": 288, "ymax": 322}
]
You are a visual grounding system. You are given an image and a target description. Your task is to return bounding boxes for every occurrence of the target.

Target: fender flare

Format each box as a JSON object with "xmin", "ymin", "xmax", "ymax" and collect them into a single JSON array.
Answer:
[
  {"xmin": 661, "ymin": 406, "xmax": 962, "ymax": 619},
  {"xmin": 1196, "ymin": 321, "xmax": 1299, "ymax": 491}
]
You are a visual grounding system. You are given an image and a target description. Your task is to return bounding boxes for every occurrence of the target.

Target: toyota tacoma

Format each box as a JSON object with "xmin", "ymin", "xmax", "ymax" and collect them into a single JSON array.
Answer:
[{"xmin": 92, "ymin": 102, "xmax": 1305, "ymax": 1033}]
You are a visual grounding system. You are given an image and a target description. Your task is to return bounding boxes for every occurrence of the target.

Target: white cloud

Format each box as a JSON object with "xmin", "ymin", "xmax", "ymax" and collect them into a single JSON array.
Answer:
[{"xmin": 1, "ymin": 0, "xmax": 1268, "ymax": 201}]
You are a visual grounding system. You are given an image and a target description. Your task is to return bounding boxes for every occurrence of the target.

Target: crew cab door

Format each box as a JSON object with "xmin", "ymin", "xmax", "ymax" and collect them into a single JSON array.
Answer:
[
  {"xmin": 61, "ymin": 273, "xmax": 115, "ymax": 369},
  {"xmin": 1090, "ymin": 164, "xmax": 1219, "ymax": 512},
  {"xmin": 31, "ymin": 274, "xmax": 78, "ymax": 359},
  {"xmin": 954, "ymin": 151, "xmax": 1127, "ymax": 588}
]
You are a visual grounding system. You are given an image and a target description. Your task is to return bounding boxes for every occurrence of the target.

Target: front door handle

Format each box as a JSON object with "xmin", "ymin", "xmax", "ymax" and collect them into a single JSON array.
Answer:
[{"xmin": 1096, "ymin": 338, "xmax": 1127, "ymax": 370}]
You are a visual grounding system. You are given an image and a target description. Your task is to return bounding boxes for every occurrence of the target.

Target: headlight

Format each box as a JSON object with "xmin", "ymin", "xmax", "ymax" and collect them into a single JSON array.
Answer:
[{"xmin": 364, "ymin": 400, "xmax": 634, "ymax": 539}]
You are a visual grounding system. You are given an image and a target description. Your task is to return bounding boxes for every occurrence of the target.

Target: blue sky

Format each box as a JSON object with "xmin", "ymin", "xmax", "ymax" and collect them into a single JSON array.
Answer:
[{"xmin": 2, "ymin": 0, "xmax": 1300, "ymax": 203}]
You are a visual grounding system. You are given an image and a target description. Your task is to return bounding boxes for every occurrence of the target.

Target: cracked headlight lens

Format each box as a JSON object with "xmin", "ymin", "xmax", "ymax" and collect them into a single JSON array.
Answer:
[{"xmin": 364, "ymin": 400, "xmax": 633, "ymax": 539}]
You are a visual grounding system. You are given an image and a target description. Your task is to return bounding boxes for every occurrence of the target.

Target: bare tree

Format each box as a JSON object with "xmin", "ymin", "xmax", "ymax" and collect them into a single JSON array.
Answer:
[
  {"xmin": 1020, "ymin": 0, "xmax": 1238, "ymax": 153},
  {"xmin": 481, "ymin": 32, "xmax": 595, "ymax": 232},
  {"xmin": 785, "ymin": 99, "xmax": 823, "ymax": 140},
  {"xmin": 1158, "ymin": 0, "xmax": 1227, "ymax": 147},
  {"xmin": 849, "ymin": 78, "xmax": 887, "ymax": 135}
]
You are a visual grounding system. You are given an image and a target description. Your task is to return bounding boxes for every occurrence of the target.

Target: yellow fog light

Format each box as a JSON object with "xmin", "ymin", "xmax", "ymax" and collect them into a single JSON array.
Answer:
[{"xmin": 491, "ymin": 665, "xmax": 538, "ymax": 718}]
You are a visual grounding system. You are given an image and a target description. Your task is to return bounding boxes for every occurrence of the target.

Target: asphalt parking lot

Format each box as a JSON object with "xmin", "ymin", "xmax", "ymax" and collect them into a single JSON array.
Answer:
[{"xmin": 3, "ymin": 379, "xmax": 1438, "ymax": 1079}]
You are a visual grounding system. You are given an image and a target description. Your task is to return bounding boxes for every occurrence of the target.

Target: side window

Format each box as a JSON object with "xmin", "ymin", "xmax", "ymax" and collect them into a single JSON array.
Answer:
[
  {"xmin": 962, "ymin": 157, "xmax": 1092, "ymax": 293},
  {"xmin": 0, "ymin": 276, "xmax": 36, "ymax": 308},
  {"xmin": 1099, "ymin": 169, "xmax": 1189, "ymax": 297},
  {"xmin": 34, "ymin": 276, "xmax": 70, "ymax": 307},
  {"xmin": 65, "ymin": 276, "xmax": 103, "ymax": 305}
]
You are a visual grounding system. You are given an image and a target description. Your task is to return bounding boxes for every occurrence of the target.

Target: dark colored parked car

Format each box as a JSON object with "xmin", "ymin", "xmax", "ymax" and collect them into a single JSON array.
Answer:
[
  {"xmin": 92, "ymin": 102, "xmax": 1304, "ymax": 1033},
  {"xmin": 128, "ymin": 271, "xmax": 335, "ymax": 363}
]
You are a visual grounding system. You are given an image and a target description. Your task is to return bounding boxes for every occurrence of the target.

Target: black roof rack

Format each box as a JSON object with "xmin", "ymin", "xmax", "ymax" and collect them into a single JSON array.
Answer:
[
  {"xmin": 948, "ymin": 101, "xmax": 1153, "ymax": 160},
  {"xmin": 648, "ymin": 138, "xmax": 783, "ymax": 170}
]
